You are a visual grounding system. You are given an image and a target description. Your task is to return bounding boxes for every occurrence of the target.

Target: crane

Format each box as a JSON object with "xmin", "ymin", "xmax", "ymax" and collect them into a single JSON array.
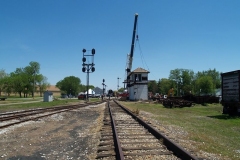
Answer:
[
  {"xmin": 119, "ymin": 13, "xmax": 138, "ymax": 99},
  {"xmin": 125, "ymin": 13, "xmax": 138, "ymax": 89}
]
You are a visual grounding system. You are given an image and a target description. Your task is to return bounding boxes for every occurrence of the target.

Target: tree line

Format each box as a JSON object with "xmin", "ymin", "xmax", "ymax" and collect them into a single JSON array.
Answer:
[
  {"xmin": 0, "ymin": 61, "xmax": 93, "ymax": 98},
  {"xmin": 148, "ymin": 68, "xmax": 221, "ymax": 96},
  {"xmin": 0, "ymin": 61, "xmax": 50, "ymax": 98},
  {"xmin": 0, "ymin": 63, "xmax": 221, "ymax": 98},
  {"xmin": 55, "ymin": 76, "xmax": 94, "ymax": 96}
]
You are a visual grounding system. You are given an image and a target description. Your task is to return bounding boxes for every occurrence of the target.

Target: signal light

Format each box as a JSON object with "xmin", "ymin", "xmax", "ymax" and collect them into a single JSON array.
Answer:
[
  {"xmin": 92, "ymin": 48, "xmax": 95, "ymax": 54},
  {"xmin": 82, "ymin": 68, "xmax": 86, "ymax": 72},
  {"xmin": 82, "ymin": 49, "xmax": 86, "ymax": 53},
  {"xmin": 82, "ymin": 57, "xmax": 86, "ymax": 62},
  {"xmin": 91, "ymin": 67, "xmax": 95, "ymax": 72}
]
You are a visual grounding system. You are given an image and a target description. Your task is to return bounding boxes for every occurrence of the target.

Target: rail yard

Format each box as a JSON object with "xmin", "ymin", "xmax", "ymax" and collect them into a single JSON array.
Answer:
[{"xmin": 0, "ymin": 99, "xmax": 237, "ymax": 160}]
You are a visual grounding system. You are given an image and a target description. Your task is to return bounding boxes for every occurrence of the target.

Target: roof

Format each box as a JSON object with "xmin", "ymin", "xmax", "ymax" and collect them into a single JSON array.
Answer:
[
  {"xmin": 44, "ymin": 91, "xmax": 53, "ymax": 95},
  {"xmin": 131, "ymin": 67, "xmax": 150, "ymax": 73},
  {"xmin": 46, "ymin": 85, "xmax": 61, "ymax": 92}
]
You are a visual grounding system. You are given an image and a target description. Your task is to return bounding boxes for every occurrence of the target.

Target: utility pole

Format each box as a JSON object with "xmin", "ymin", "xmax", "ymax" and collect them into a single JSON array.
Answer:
[
  {"xmin": 33, "ymin": 66, "xmax": 36, "ymax": 99},
  {"xmin": 102, "ymin": 79, "xmax": 105, "ymax": 101},
  {"xmin": 105, "ymin": 85, "xmax": 107, "ymax": 95}
]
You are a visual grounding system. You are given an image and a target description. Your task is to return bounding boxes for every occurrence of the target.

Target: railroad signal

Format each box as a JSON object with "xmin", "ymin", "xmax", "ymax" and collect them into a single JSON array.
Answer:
[
  {"xmin": 102, "ymin": 79, "xmax": 106, "ymax": 96},
  {"xmin": 82, "ymin": 48, "xmax": 96, "ymax": 101}
]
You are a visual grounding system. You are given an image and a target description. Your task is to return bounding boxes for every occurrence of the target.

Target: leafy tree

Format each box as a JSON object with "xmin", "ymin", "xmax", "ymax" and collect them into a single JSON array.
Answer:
[
  {"xmin": 3, "ymin": 76, "xmax": 12, "ymax": 96},
  {"xmin": 169, "ymin": 69, "xmax": 194, "ymax": 95},
  {"xmin": 194, "ymin": 68, "xmax": 220, "ymax": 94},
  {"xmin": 205, "ymin": 68, "xmax": 221, "ymax": 89},
  {"xmin": 158, "ymin": 78, "xmax": 172, "ymax": 95},
  {"xmin": 10, "ymin": 68, "xmax": 27, "ymax": 98},
  {"xmin": 181, "ymin": 70, "xmax": 194, "ymax": 95},
  {"xmin": 0, "ymin": 69, "xmax": 8, "ymax": 96},
  {"xmin": 169, "ymin": 69, "xmax": 181, "ymax": 81},
  {"xmin": 88, "ymin": 85, "xmax": 95, "ymax": 90},
  {"xmin": 148, "ymin": 80, "xmax": 158, "ymax": 94},
  {"xmin": 79, "ymin": 84, "xmax": 86, "ymax": 92},
  {"xmin": 169, "ymin": 69, "xmax": 183, "ymax": 96},
  {"xmin": 56, "ymin": 76, "xmax": 81, "ymax": 96},
  {"xmin": 7, "ymin": 61, "xmax": 48, "ymax": 98},
  {"xmin": 24, "ymin": 61, "xmax": 40, "ymax": 97},
  {"xmin": 157, "ymin": 79, "xmax": 161, "ymax": 93},
  {"xmin": 118, "ymin": 87, "xmax": 125, "ymax": 92},
  {"xmin": 154, "ymin": 68, "xmax": 221, "ymax": 96},
  {"xmin": 37, "ymin": 74, "xmax": 50, "ymax": 97},
  {"xmin": 78, "ymin": 84, "xmax": 95, "ymax": 92},
  {"xmin": 195, "ymin": 76, "xmax": 214, "ymax": 95}
]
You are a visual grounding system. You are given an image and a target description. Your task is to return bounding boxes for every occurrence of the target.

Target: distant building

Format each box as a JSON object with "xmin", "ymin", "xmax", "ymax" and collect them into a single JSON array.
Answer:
[
  {"xmin": 85, "ymin": 88, "xmax": 95, "ymax": 95},
  {"xmin": 93, "ymin": 87, "xmax": 103, "ymax": 94},
  {"xmin": 215, "ymin": 88, "xmax": 221, "ymax": 97},
  {"xmin": 46, "ymin": 85, "xmax": 61, "ymax": 96},
  {"xmin": 0, "ymin": 85, "xmax": 61, "ymax": 97}
]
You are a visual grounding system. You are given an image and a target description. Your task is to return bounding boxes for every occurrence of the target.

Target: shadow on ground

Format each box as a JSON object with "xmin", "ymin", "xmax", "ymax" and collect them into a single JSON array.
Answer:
[{"xmin": 208, "ymin": 114, "xmax": 240, "ymax": 120}]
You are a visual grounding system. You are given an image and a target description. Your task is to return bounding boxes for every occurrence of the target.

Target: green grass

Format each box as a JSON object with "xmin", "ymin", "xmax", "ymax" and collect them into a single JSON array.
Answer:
[
  {"xmin": 0, "ymin": 97, "xmax": 43, "ymax": 104},
  {"xmin": 120, "ymin": 102, "xmax": 240, "ymax": 159}
]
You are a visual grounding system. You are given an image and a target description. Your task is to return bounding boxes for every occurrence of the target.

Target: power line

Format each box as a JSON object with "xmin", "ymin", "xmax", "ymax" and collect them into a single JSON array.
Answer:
[{"xmin": 135, "ymin": 35, "xmax": 159, "ymax": 81}]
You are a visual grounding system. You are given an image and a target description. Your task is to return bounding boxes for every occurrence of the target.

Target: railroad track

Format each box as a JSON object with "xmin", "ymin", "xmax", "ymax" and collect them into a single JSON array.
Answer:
[
  {"xmin": 96, "ymin": 100, "xmax": 198, "ymax": 160},
  {"xmin": 0, "ymin": 101, "xmax": 104, "ymax": 129}
]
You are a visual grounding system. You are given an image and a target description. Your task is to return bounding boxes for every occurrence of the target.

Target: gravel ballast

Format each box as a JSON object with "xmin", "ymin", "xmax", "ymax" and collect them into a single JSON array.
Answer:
[{"xmin": 0, "ymin": 103, "xmax": 105, "ymax": 160}]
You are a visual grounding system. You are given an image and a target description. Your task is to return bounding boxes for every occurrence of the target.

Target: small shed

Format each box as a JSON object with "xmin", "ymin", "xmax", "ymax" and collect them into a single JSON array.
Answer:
[{"xmin": 43, "ymin": 91, "xmax": 53, "ymax": 102}]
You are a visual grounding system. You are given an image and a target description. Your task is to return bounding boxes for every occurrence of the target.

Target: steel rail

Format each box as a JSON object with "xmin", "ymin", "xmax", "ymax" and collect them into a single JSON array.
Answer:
[
  {"xmin": 0, "ymin": 101, "xmax": 103, "ymax": 117},
  {"xmin": 0, "ymin": 104, "xmax": 87, "ymax": 121},
  {"xmin": 0, "ymin": 101, "xmax": 104, "ymax": 129},
  {"xmin": 0, "ymin": 104, "xmax": 82, "ymax": 117},
  {"xmin": 0, "ymin": 108, "xmax": 66, "ymax": 121},
  {"xmin": 0, "ymin": 108, "xmax": 71, "ymax": 129},
  {"xmin": 0, "ymin": 101, "xmax": 104, "ymax": 116},
  {"xmin": 114, "ymin": 100, "xmax": 199, "ymax": 160},
  {"xmin": 107, "ymin": 101, "xmax": 124, "ymax": 160}
]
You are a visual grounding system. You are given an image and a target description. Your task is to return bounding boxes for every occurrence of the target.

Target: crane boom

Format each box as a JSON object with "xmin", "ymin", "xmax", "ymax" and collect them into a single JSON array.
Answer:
[
  {"xmin": 127, "ymin": 13, "xmax": 138, "ymax": 72},
  {"xmin": 121, "ymin": 13, "xmax": 138, "ymax": 97}
]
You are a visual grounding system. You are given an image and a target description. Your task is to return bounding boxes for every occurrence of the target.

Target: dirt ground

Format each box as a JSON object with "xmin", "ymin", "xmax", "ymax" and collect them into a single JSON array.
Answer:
[{"xmin": 0, "ymin": 103, "xmax": 105, "ymax": 160}]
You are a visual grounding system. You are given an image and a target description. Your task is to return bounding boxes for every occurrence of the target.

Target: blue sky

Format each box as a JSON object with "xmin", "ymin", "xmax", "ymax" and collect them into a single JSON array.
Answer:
[{"xmin": 1, "ymin": 0, "xmax": 240, "ymax": 91}]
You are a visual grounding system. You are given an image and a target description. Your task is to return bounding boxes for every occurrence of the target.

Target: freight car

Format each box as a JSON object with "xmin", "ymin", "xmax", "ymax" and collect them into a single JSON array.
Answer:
[
  {"xmin": 221, "ymin": 70, "xmax": 240, "ymax": 116},
  {"xmin": 0, "ymin": 97, "xmax": 7, "ymax": 101},
  {"xmin": 163, "ymin": 97, "xmax": 193, "ymax": 108}
]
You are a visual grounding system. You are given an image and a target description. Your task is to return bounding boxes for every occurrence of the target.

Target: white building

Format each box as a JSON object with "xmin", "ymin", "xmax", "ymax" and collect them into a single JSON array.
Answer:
[
  {"xmin": 84, "ymin": 88, "xmax": 95, "ymax": 95},
  {"xmin": 128, "ymin": 67, "xmax": 149, "ymax": 101}
]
